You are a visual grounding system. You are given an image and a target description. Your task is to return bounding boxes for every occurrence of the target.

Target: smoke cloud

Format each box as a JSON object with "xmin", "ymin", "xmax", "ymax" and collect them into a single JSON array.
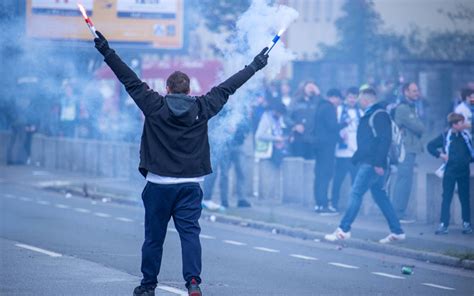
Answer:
[
  {"xmin": 208, "ymin": 0, "xmax": 299, "ymax": 154},
  {"xmin": 0, "ymin": 0, "xmax": 298, "ymax": 151}
]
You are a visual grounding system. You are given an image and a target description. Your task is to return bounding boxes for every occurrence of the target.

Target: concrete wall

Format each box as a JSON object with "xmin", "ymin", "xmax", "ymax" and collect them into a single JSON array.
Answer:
[
  {"xmin": 275, "ymin": 157, "xmax": 473, "ymax": 225},
  {"xmin": 6, "ymin": 133, "xmax": 473, "ymax": 224},
  {"xmin": 0, "ymin": 131, "xmax": 10, "ymax": 165},
  {"xmin": 426, "ymin": 173, "xmax": 474, "ymax": 226},
  {"xmin": 29, "ymin": 134, "xmax": 139, "ymax": 179}
]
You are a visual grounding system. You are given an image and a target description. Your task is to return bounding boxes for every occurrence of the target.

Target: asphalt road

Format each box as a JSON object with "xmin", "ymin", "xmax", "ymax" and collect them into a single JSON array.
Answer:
[{"xmin": 1, "ymin": 182, "xmax": 473, "ymax": 296}]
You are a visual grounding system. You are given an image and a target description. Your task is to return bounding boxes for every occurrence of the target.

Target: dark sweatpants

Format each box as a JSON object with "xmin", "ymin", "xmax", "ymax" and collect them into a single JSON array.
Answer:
[
  {"xmin": 440, "ymin": 167, "xmax": 471, "ymax": 226},
  {"xmin": 331, "ymin": 157, "xmax": 358, "ymax": 209},
  {"xmin": 314, "ymin": 144, "xmax": 336, "ymax": 208},
  {"xmin": 140, "ymin": 182, "xmax": 203, "ymax": 287}
]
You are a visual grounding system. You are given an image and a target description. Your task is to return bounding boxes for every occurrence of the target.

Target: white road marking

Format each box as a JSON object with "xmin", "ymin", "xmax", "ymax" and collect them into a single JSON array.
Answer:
[
  {"xmin": 199, "ymin": 234, "xmax": 216, "ymax": 240},
  {"xmin": 4, "ymin": 194, "xmax": 15, "ymax": 199},
  {"xmin": 328, "ymin": 262, "xmax": 359, "ymax": 269},
  {"xmin": 55, "ymin": 204, "xmax": 70, "ymax": 209},
  {"xmin": 37, "ymin": 200, "xmax": 50, "ymax": 206},
  {"xmin": 19, "ymin": 197, "xmax": 32, "ymax": 202},
  {"xmin": 32, "ymin": 171, "xmax": 51, "ymax": 176},
  {"xmin": 372, "ymin": 272, "xmax": 405, "ymax": 279},
  {"xmin": 223, "ymin": 240, "xmax": 247, "ymax": 246},
  {"xmin": 116, "ymin": 217, "xmax": 134, "ymax": 223},
  {"xmin": 15, "ymin": 243, "xmax": 62, "ymax": 258},
  {"xmin": 157, "ymin": 285, "xmax": 187, "ymax": 296},
  {"xmin": 253, "ymin": 247, "xmax": 280, "ymax": 253},
  {"xmin": 422, "ymin": 283, "xmax": 455, "ymax": 291},
  {"xmin": 94, "ymin": 212, "xmax": 111, "ymax": 218},
  {"xmin": 74, "ymin": 208, "xmax": 91, "ymax": 213},
  {"xmin": 167, "ymin": 228, "xmax": 178, "ymax": 233},
  {"xmin": 290, "ymin": 254, "xmax": 318, "ymax": 261},
  {"xmin": 36, "ymin": 180, "xmax": 71, "ymax": 188}
]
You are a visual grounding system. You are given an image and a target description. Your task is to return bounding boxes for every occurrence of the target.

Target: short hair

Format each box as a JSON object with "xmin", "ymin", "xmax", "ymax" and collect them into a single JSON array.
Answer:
[
  {"xmin": 402, "ymin": 82, "xmax": 416, "ymax": 93},
  {"xmin": 326, "ymin": 88, "xmax": 343, "ymax": 99},
  {"xmin": 346, "ymin": 87, "xmax": 359, "ymax": 96},
  {"xmin": 447, "ymin": 112, "xmax": 465, "ymax": 126},
  {"xmin": 166, "ymin": 71, "xmax": 190, "ymax": 94},
  {"xmin": 360, "ymin": 87, "xmax": 377, "ymax": 98},
  {"xmin": 461, "ymin": 88, "xmax": 474, "ymax": 101},
  {"xmin": 268, "ymin": 101, "xmax": 287, "ymax": 115}
]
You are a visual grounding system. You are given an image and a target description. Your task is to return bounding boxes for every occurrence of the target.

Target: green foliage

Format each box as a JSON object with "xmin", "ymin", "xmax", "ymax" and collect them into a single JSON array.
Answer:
[
  {"xmin": 406, "ymin": 3, "xmax": 474, "ymax": 61},
  {"xmin": 320, "ymin": 0, "xmax": 474, "ymax": 81},
  {"xmin": 408, "ymin": 30, "xmax": 474, "ymax": 61},
  {"xmin": 319, "ymin": 0, "xmax": 404, "ymax": 80},
  {"xmin": 326, "ymin": 0, "xmax": 382, "ymax": 61},
  {"xmin": 198, "ymin": 0, "xmax": 251, "ymax": 33}
]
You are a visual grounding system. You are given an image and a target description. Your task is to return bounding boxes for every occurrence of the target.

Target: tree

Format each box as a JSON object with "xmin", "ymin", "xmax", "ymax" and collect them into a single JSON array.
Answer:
[
  {"xmin": 406, "ymin": 4, "xmax": 474, "ymax": 61},
  {"xmin": 319, "ymin": 0, "xmax": 409, "ymax": 82},
  {"xmin": 198, "ymin": 0, "xmax": 251, "ymax": 33}
]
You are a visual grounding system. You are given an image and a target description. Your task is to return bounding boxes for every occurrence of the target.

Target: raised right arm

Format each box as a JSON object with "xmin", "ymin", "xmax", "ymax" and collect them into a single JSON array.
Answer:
[{"xmin": 94, "ymin": 31, "xmax": 163, "ymax": 116}]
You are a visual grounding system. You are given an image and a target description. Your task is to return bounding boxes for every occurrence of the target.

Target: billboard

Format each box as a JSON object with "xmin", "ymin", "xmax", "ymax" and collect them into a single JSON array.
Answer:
[
  {"xmin": 26, "ymin": 0, "xmax": 184, "ymax": 49},
  {"xmin": 95, "ymin": 59, "xmax": 223, "ymax": 96}
]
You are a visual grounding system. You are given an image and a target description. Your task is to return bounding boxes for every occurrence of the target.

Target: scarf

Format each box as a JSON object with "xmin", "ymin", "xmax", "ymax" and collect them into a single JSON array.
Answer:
[{"xmin": 445, "ymin": 129, "xmax": 474, "ymax": 159}]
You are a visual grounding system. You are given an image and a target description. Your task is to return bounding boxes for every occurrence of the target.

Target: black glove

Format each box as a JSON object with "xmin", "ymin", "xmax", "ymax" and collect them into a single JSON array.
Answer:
[
  {"xmin": 248, "ymin": 47, "xmax": 269, "ymax": 72},
  {"xmin": 94, "ymin": 31, "xmax": 114, "ymax": 57}
]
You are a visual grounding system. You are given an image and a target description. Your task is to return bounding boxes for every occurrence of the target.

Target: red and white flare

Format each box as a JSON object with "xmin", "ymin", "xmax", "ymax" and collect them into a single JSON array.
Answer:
[{"xmin": 77, "ymin": 3, "xmax": 99, "ymax": 38}]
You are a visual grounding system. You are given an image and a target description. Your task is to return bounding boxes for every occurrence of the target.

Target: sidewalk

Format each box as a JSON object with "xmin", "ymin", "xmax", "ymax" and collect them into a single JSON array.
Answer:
[{"xmin": 1, "ymin": 164, "xmax": 473, "ymax": 270}]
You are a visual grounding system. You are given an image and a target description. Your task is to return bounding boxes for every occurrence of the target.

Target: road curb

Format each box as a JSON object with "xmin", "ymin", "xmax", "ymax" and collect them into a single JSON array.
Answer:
[
  {"xmin": 44, "ymin": 183, "xmax": 474, "ymax": 271},
  {"xmin": 203, "ymin": 211, "xmax": 474, "ymax": 270}
]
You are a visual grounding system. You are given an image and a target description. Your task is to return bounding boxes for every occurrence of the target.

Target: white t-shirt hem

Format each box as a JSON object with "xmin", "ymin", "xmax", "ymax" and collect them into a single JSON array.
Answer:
[{"xmin": 146, "ymin": 172, "xmax": 205, "ymax": 184}]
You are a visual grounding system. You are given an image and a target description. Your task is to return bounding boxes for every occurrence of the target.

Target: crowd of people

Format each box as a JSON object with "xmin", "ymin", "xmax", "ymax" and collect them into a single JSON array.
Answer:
[
  {"xmin": 204, "ymin": 78, "xmax": 474, "ymax": 239},
  {"xmin": 2, "ymin": 73, "xmax": 473, "ymax": 237},
  {"xmin": 2, "ymin": 78, "xmax": 143, "ymax": 164}
]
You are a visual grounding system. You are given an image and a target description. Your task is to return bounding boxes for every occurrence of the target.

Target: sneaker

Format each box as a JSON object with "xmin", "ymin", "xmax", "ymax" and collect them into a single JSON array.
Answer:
[
  {"xmin": 133, "ymin": 285, "xmax": 156, "ymax": 296},
  {"xmin": 462, "ymin": 222, "xmax": 473, "ymax": 234},
  {"xmin": 314, "ymin": 205, "xmax": 321, "ymax": 213},
  {"xmin": 324, "ymin": 227, "xmax": 351, "ymax": 241},
  {"xmin": 328, "ymin": 205, "xmax": 339, "ymax": 213},
  {"xmin": 435, "ymin": 223, "xmax": 448, "ymax": 235},
  {"xmin": 319, "ymin": 207, "xmax": 339, "ymax": 216},
  {"xmin": 202, "ymin": 200, "xmax": 220, "ymax": 211},
  {"xmin": 237, "ymin": 199, "xmax": 252, "ymax": 208},
  {"xmin": 379, "ymin": 233, "xmax": 406, "ymax": 244},
  {"xmin": 187, "ymin": 278, "xmax": 202, "ymax": 296}
]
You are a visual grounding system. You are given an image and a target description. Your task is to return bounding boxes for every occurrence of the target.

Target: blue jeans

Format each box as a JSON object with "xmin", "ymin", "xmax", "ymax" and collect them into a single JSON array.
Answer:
[{"xmin": 339, "ymin": 164, "xmax": 403, "ymax": 234}]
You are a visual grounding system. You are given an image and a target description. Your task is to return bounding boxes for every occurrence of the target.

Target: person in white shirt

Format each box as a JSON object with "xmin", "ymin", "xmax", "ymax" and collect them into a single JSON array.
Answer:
[
  {"xmin": 331, "ymin": 87, "xmax": 363, "ymax": 211},
  {"xmin": 454, "ymin": 88, "xmax": 474, "ymax": 131}
]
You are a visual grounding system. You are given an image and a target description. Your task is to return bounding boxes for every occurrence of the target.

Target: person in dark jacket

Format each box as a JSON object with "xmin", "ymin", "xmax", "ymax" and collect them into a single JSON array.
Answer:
[
  {"xmin": 313, "ymin": 88, "xmax": 342, "ymax": 215},
  {"xmin": 288, "ymin": 81, "xmax": 320, "ymax": 159},
  {"xmin": 427, "ymin": 112, "xmax": 473, "ymax": 235},
  {"xmin": 325, "ymin": 88, "xmax": 405, "ymax": 244},
  {"xmin": 93, "ymin": 31, "xmax": 269, "ymax": 296},
  {"xmin": 203, "ymin": 113, "xmax": 251, "ymax": 209}
]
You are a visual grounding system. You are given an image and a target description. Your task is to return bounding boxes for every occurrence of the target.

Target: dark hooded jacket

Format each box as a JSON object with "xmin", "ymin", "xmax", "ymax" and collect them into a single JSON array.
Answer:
[
  {"xmin": 104, "ymin": 52, "xmax": 257, "ymax": 178},
  {"xmin": 352, "ymin": 103, "xmax": 392, "ymax": 168}
]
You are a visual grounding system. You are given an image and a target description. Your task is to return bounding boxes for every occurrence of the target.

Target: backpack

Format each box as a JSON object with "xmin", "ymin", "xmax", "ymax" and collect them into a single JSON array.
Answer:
[{"xmin": 368, "ymin": 109, "xmax": 406, "ymax": 165}]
